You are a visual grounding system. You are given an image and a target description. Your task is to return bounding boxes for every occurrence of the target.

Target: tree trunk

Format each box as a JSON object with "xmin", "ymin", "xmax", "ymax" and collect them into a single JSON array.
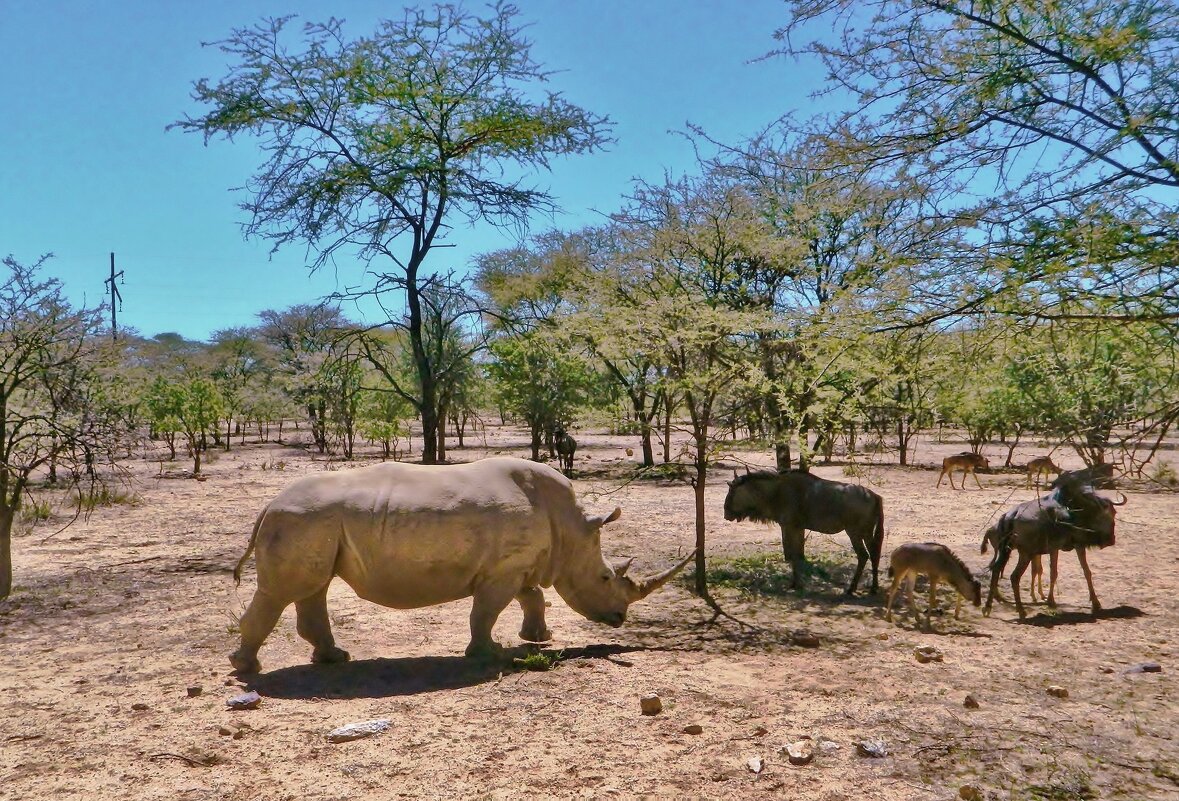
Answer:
[
  {"xmin": 530, "ymin": 421, "xmax": 542, "ymax": 461},
  {"xmin": 693, "ymin": 447, "xmax": 708, "ymax": 598},
  {"xmin": 0, "ymin": 507, "xmax": 13, "ymax": 600},
  {"xmin": 193, "ymin": 446, "xmax": 202, "ymax": 477},
  {"xmin": 225, "ymin": 419, "xmax": 232, "ymax": 451},
  {"xmin": 436, "ymin": 411, "xmax": 447, "ymax": 463},
  {"xmin": 662, "ymin": 400, "xmax": 672, "ymax": 463},
  {"xmin": 640, "ymin": 424, "xmax": 655, "ymax": 467},
  {"xmin": 897, "ymin": 418, "xmax": 909, "ymax": 466},
  {"xmin": 775, "ymin": 443, "xmax": 791, "ymax": 471}
]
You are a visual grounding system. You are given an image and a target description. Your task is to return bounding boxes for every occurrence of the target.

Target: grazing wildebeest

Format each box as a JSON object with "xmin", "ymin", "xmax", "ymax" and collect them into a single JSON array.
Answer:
[
  {"xmin": 885, "ymin": 542, "xmax": 981, "ymax": 625},
  {"xmin": 981, "ymin": 478, "xmax": 1126, "ymax": 619},
  {"xmin": 1025, "ymin": 455, "xmax": 1062, "ymax": 488},
  {"xmin": 1050, "ymin": 463, "xmax": 1116, "ymax": 490},
  {"xmin": 936, "ymin": 452, "xmax": 990, "ymax": 490},
  {"xmin": 723, "ymin": 470, "xmax": 885, "ymax": 594},
  {"xmin": 553, "ymin": 426, "xmax": 577, "ymax": 476},
  {"xmin": 229, "ymin": 457, "xmax": 693, "ymax": 672}
]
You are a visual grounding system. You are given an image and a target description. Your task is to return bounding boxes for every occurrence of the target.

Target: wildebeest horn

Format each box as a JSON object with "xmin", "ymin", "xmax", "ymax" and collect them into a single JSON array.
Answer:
[
  {"xmin": 636, "ymin": 551, "xmax": 697, "ymax": 599},
  {"xmin": 615, "ymin": 557, "xmax": 636, "ymax": 577},
  {"xmin": 1112, "ymin": 492, "xmax": 1128, "ymax": 506},
  {"xmin": 732, "ymin": 470, "xmax": 739, "ymax": 482}
]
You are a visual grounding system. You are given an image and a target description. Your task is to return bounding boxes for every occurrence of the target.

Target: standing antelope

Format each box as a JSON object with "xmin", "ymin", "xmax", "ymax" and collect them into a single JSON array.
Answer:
[
  {"xmin": 936, "ymin": 452, "xmax": 990, "ymax": 490},
  {"xmin": 1026, "ymin": 456, "xmax": 1062, "ymax": 488}
]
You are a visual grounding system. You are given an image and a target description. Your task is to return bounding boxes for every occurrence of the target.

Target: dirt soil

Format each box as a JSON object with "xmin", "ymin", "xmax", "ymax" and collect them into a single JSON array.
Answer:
[{"xmin": 2, "ymin": 426, "xmax": 1177, "ymax": 800}]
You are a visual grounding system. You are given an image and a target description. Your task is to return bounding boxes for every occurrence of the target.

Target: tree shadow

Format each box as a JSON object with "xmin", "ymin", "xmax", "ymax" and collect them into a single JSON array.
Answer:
[
  {"xmin": 243, "ymin": 643, "xmax": 647, "ymax": 700},
  {"xmin": 1016, "ymin": 605, "xmax": 1145, "ymax": 628}
]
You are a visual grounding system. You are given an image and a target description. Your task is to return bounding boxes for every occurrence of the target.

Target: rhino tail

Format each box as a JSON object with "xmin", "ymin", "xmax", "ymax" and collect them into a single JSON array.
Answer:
[{"xmin": 233, "ymin": 510, "xmax": 266, "ymax": 586}]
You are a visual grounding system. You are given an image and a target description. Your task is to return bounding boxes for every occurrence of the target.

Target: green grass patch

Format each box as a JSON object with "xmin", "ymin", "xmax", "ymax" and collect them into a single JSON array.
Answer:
[
  {"xmin": 512, "ymin": 649, "xmax": 563, "ymax": 672},
  {"xmin": 688, "ymin": 553, "xmax": 794, "ymax": 598}
]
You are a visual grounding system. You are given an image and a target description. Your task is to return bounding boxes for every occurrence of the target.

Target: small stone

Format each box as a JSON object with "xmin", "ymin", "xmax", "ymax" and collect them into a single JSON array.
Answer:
[
  {"xmin": 130, "ymin": 702, "xmax": 150, "ymax": 711},
  {"xmin": 639, "ymin": 693, "xmax": 663, "ymax": 716},
  {"xmin": 959, "ymin": 785, "xmax": 984, "ymax": 801},
  {"xmin": 223, "ymin": 678, "xmax": 235, "ymax": 686},
  {"xmin": 875, "ymin": 633, "xmax": 889, "ymax": 640},
  {"xmin": 963, "ymin": 693, "xmax": 980, "ymax": 709},
  {"xmin": 1099, "ymin": 666, "xmax": 1115, "ymax": 674},
  {"xmin": 217, "ymin": 725, "xmax": 234, "ymax": 737},
  {"xmin": 626, "ymin": 448, "xmax": 634, "ymax": 456},
  {"xmin": 326, "ymin": 719, "xmax": 392, "ymax": 743},
  {"xmin": 785, "ymin": 739, "xmax": 814, "ymax": 765},
  {"xmin": 746, "ymin": 756, "xmax": 764, "ymax": 774},
  {"xmin": 1046, "ymin": 685, "xmax": 1069, "ymax": 698},
  {"xmin": 682, "ymin": 724, "xmax": 704, "ymax": 735},
  {"xmin": 186, "ymin": 686, "xmax": 203, "ymax": 698},
  {"xmin": 856, "ymin": 739, "xmax": 888, "ymax": 758},
  {"xmin": 226, "ymin": 690, "xmax": 262, "ymax": 710},
  {"xmin": 817, "ymin": 738, "xmax": 840, "ymax": 754},
  {"xmin": 792, "ymin": 629, "xmax": 821, "ymax": 648},
  {"xmin": 1123, "ymin": 662, "xmax": 1162, "ymax": 674},
  {"xmin": 914, "ymin": 646, "xmax": 944, "ymax": 664}
]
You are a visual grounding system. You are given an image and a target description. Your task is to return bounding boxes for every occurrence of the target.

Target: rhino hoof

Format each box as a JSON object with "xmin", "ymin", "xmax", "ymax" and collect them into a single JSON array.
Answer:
[
  {"xmin": 229, "ymin": 652, "xmax": 261, "ymax": 675},
  {"xmin": 519, "ymin": 628, "xmax": 553, "ymax": 643},
  {"xmin": 464, "ymin": 641, "xmax": 504, "ymax": 661},
  {"xmin": 312, "ymin": 646, "xmax": 350, "ymax": 664}
]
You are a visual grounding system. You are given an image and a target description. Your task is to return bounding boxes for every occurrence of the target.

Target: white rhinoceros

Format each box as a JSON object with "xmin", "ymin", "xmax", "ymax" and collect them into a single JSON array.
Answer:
[{"xmin": 229, "ymin": 456, "xmax": 692, "ymax": 673}]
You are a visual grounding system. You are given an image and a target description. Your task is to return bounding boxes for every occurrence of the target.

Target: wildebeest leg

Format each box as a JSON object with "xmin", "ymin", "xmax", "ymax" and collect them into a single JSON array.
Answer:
[
  {"xmin": 1076, "ymin": 549, "xmax": 1101, "ymax": 613},
  {"xmin": 1046, "ymin": 550, "xmax": 1060, "ymax": 608},
  {"xmin": 927, "ymin": 575, "xmax": 940, "ymax": 615},
  {"xmin": 515, "ymin": 586, "xmax": 552, "ymax": 643},
  {"xmin": 1010, "ymin": 552, "xmax": 1033, "ymax": 619},
  {"xmin": 984, "ymin": 548, "xmax": 1012, "ymax": 616},
  {"xmin": 970, "ymin": 468, "xmax": 984, "ymax": 490},
  {"xmin": 954, "ymin": 592, "xmax": 962, "ymax": 619},
  {"xmin": 1029, "ymin": 555, "xmax": 1043, "ymax": 602},
  {"xmin": 230, "ymin": 590, "xmax": 287, "ymax": 674},
  {"xmin": 845, "ymin": 534, "xmax": 870, "ymax": 595},
  {"xmin": 466, "ymin": 582, "xmax": 517, "ymax": 658},
  {"xmin": 781, "ymin": 524, "xmax": 806, "ymax": 589},
  {"xmin": 296, "ymin": 583, "xmax": 349, "ymax": 665},
  {"xmin": 905, "ymin": 574, "xmax": 917, "ymax": 614},
  {"xmin": 936, "ymin": 469, "xmax": 947, "ymax": 488}
]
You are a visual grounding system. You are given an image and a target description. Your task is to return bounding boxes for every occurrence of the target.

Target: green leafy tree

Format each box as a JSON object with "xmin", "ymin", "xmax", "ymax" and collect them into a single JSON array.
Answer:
[
  {"xmin": 1, "ymin": 256, "xmax": 114, "ymax": 599},
  {"xmin": 488, "ymin": 333, "xmax": 595, "ymax": 462},
  {"xmin": 174, "ymin": 4, "xmax": 610, "ymax": 463},
  {"xmin": 175, "ymin": 377, "xmax": 225, "ymax": 476}
]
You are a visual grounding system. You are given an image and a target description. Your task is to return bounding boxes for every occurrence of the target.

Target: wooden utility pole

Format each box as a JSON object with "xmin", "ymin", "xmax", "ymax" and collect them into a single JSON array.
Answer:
[{"xmin": 104, "ymin": 252, "xmax": 124, "ymax": 341}]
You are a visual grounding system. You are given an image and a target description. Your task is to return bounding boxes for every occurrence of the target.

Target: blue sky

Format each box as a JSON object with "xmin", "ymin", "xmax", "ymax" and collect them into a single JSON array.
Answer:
[{"xmin": 1, "ymin": 0, "xmax": 823, "ymax": 340}]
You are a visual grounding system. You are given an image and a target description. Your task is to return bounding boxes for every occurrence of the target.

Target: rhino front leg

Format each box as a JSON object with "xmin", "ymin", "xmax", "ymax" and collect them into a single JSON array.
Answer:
[
  {"xmin": 230, "ymin": 590, "xmax": 287, "ymax": 674},
  {"xmin": 466, "ymin": 581, "xmax": 517, "ymax": 659},
  {"xmin": 296, "ymin": 583, "xmax": 350, "ymax": 665},
  {"xmin": 516, "ymin": 586, "xmax": 552, "ymax": 643}
]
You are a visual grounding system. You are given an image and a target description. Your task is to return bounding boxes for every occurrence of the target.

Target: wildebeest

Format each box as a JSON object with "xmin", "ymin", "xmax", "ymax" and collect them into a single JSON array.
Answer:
[
  {"xmin": 936, "ymin": 452, "xmax": 990, "ymax": 490},
  {"xmin": 1025, "ymin": 455, "xmax": 1062, "ymax": 488},
  {"xmin": 981, "ymin": 478, "xmax": 1126, "ymax": 619},
  {"xmin": 1050, "ymin": 463, "xmax": 1116, "ymax": 490},
  {"xmin": 885, "ymin": 542, "xmax": 981, "ymax": 625},
  {"xmin": 229, "ymin": 457, "xmax": 693, "ymax": 673},
  {"xmin": 723, "ymin": 470, "xmax": 885, "ymax": 594},
  {"xmin": 554, "ymin": 425, "xmax": 577, "ymax": 476}
]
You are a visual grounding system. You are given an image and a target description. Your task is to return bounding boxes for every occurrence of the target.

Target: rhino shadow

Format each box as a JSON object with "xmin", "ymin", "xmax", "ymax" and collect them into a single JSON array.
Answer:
[
  {"xmin": 1016, "ymin": 604, "xmax": 1145, "ymax": 629},
  {"xmin": 244, "ymin": 643, "xmax": 646, "ymax": 699}
]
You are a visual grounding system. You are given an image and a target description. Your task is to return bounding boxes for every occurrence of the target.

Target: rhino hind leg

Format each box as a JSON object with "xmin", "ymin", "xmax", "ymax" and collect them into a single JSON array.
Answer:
[
  {"xmin": 516, "ymin": 586, "xmax": 553, "ymax": 643},
  {"xmin": 230, "ymin": 590, "xmax": 287, "ymax": 674},
  {"xmin": 296, "ymin": 584, "xmax": 350, "ymax": 665}
]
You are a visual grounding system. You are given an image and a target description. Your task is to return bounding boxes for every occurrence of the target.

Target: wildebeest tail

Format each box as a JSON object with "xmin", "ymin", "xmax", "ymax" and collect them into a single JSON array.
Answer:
[
  {"xmin": 872, "ymin": 496, "xmax": 886, "ymax": 564},
  {"xmin": 233, "ymin": 510, "xmax": 266, "ymax": 586}
]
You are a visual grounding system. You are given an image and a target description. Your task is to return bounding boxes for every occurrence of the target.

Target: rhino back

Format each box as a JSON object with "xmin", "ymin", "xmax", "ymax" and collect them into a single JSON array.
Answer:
[{"xmin": 260, "ymin": 458, "xmax": 580, "ymax": 608}]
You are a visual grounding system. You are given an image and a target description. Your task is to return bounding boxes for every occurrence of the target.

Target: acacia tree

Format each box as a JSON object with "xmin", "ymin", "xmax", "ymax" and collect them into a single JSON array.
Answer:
[
  {"xmin": 175, "ymin": 4, "xmax": 610, "ymax": 463},
  {"xmin": 1, "ymin": 256, "xmax": 112, "ymax": 599},
  {"xmin": 776, "ymin": 0, "xmax": 1179, "ymax": 327}
]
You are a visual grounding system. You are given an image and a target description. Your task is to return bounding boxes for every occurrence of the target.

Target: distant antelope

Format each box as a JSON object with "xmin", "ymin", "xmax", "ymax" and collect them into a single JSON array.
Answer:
[
  {"xmin": 1026, "ymin": 456, "xmax": 1062, "ymax": 488},
  {"xmin": 885, "ymin": 542, "xmax": 982, "ymax": 626},
  {"xmin": 936, "ymin": 452, "xmax": 990, "ymax": 490}
]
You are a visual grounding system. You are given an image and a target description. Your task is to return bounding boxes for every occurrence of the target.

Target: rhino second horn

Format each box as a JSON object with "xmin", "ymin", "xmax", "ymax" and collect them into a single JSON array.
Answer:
[
  {"xmin": 615, "ymin": 557, "xmax": 636, "ymax": 577},
  {"xmin": 636, "ymin": 551, "xmax": 698, "ymax": 599}
]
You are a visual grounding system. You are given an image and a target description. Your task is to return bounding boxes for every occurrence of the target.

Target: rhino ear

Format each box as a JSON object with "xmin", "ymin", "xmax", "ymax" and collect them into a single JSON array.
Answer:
[{"xmin": 587, "ymin": 507, "xmax": 622, "ymax": 530}]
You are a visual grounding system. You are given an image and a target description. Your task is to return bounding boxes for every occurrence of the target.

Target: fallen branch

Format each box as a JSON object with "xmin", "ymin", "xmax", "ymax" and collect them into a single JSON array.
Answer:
[{"xmin": 149, "ymin": 752, "xmax": 220, "ymax": 767}]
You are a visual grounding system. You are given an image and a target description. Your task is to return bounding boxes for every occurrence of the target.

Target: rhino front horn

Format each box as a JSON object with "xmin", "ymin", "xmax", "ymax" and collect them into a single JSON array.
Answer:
[{"xmin": 636, "ymin": 551, "xmax": 698, "ymax": 599}]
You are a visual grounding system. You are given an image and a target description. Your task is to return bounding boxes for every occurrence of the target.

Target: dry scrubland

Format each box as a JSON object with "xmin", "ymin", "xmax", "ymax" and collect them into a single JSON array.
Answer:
[{"xmin": 1, "ymin": 425, "xmax": 1177, "ymax": 801}]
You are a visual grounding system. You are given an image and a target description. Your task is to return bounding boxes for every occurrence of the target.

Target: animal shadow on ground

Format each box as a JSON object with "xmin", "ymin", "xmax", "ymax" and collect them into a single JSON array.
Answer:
[
  {"xmin": 245, "ymin": 643, "xmax": 646, "ymax": 700},
  {"xmin": 1017, "ymin": 604, "xmax": 1145, "ymax": 629}
]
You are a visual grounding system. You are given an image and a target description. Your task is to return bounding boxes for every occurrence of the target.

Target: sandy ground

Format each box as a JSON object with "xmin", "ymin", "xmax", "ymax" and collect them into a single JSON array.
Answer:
[{"xmin": 2, "ymin": 425, "xmax": 1177, "ymax": 800}]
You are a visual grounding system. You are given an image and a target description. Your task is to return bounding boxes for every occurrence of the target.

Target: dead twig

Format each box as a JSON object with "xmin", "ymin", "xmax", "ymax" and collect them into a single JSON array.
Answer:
[{"xmin": 149, "ymin": 752, "xmax": 221, "ymax": 767}]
